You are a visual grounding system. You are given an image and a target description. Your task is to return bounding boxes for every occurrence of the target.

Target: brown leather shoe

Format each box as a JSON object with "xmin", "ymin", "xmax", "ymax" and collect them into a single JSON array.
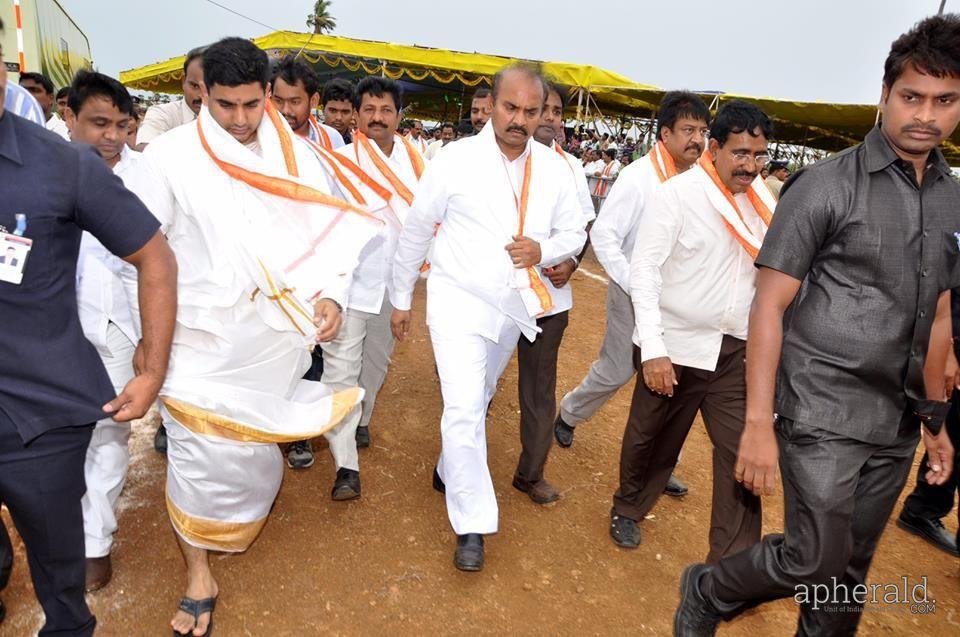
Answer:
[
  {"xmin": 85, "ymin": 555, "xmax": 112, "ymax": 593},
  {"xmin": 512, "ymin": 476, "xmax": 560, "ymax": 504}
]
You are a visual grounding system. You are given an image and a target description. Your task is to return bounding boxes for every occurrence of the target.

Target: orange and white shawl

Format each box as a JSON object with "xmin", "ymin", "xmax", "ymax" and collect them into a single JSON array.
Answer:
[
  {"xmin": 352, "ymin": 131, "xmax": 425, "ymax": 219},
  {"xmin": 592, "ymin": 159, "xmax": 620, "ymax": 197},
  {"xmin": 697, "ymin": 152, "xmax": 776, "ymax": 260},
  {"xmin": 649, "ymin": 140, "xmax": 680, "ymax": 183},
  {"xmin": 197, "ymin": 100, "xmax": 384, "ymax": 335},
  {"xmin": 307, "ymin": 115, "xmax": 334, "ymax": 149}
]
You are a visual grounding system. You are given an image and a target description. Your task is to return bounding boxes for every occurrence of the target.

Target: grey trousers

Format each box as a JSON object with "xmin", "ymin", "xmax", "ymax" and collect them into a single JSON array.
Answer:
[
  {"xmin": 320, "ymin": 293, "xmax": 396, "ymax": 470},
  {"xmin": 702, "ymin": 417, "xmax": 920, "ymax": 637},
  {"xmin": 559, "ymin": 283, "xmax": 635, "ymax": 426}
]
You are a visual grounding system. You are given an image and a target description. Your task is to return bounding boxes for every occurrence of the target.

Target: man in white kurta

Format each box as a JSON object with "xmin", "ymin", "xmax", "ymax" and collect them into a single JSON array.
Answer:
[
  {"xmin": 131, "ymin": 38, "xmax": 381, "ymax": 637},
  {"xmin": 293, "ymin": 76, "xmax": 426, "ymax": 499},
  {"xmin": 135, "ymin": 48, "xmax": 205, "ymax": 150},
  {"xmin": 556, "ymin": 92, "xmax": 712, "ymax": 458},
  {"xmin": 391, "ymin": 66, "xmax": 585, "ymax": 571},
  {"xmin": 65, "ymin": 72, "xmax": 168, "ymax": 592}
]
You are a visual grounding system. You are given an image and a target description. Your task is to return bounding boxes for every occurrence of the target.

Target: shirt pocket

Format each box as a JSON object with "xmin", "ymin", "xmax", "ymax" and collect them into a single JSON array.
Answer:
[{"xmin": 836, "ymin": 223, "xmax": 892, "ymax": 286}]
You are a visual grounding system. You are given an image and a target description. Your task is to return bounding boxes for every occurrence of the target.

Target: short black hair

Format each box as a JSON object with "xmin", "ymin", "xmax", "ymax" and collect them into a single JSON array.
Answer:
[
  {"xmin": 441, "ymin": 122, "xmax": 455, "ymax": 132},
  {"xmin": 353, "ymin": 76, "xmax": 402, "ymax": 111},
  {"xmin": 19, "ymin": 72, "xmax": 54, "ymax": 95},
  {"xmin": 604, "ymin": 148, "xmax": 617, "ymax": 159},
  {"xmin": 492, "ymin": 63, "xmax": 546, "ymax": 101},
  {"xmin": 709, "ymin": 100, "xmax": 773, "ymax": 147},
  {"xmin": 322, "ymin": 78, "xmax": 355, "ymax": 106},
  {"xmin": 271, "ymin": 57, "xmax": 320, "ymax": 97},
  {"xmin": 655, "ymin": 91, "xmax": 710, "ymax": 141},
  {"xmin": 202, "ymin": 37, "xmax": 270, "ymax": 90},
  {"xmin": 544, "ymin": 81, "xmax": 569, "ymax": 109},
  {"xmin": 472, "ymin": 87, "xmax": 492, "ymax": 102},
  {"xmin": 183, "ymin": 46, "xmax": 206, "ymax": 75},
  {"xmin": 55, "ymin": 86, "xmax": 70, "ymax": 101},
  {"xmin": 883, "ymin": 13, "xmax": 960, "ymax": 89},
  {"xmin": 67, "ymin": 70, "xmax": 135, "ymax": 117}
]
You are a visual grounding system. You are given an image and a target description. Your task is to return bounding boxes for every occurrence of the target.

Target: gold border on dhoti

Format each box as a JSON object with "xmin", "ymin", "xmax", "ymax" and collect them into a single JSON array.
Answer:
[
  {"xmin": 159, "ymin": 387, "xmax": 362, "ymax": 444},
  {"xmin": 165, "ymin": 493, "xmax": 266, "ymax": 552}
]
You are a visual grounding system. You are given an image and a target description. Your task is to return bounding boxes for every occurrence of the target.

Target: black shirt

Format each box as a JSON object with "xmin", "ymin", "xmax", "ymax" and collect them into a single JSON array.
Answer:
[
  {"xmin": 757, "ymin": 126, "xmax": 960, "ymax": 444},
  {"xmin": 0, "ymin": 112, "xmax": 160, "ymax": 442}
]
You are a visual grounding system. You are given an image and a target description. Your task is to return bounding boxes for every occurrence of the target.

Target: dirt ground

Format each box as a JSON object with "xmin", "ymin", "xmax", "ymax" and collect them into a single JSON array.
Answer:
[{"xmin": 2, "ymin": 259, "xmax": 958, "ymax": 636}]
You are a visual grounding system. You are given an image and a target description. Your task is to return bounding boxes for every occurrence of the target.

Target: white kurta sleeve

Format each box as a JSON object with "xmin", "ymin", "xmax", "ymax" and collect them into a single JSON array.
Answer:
[
  {"xmin": 390, "ymin": 161, "xmax": 448, "ymax": 311},
  {"xmin": 136, "ymin": 102, "xmax": 176, "ymax": 146},
  {"xmin": 538, "ymin": 172, "xmax": 588, "ymax": 267},
  {"xmin": 630, "ymin": 184, "xmax": 682, "ymax": 363},
  {"xmin": 590, "ymin": 172, "xmax": 645, "ymax": 291}
]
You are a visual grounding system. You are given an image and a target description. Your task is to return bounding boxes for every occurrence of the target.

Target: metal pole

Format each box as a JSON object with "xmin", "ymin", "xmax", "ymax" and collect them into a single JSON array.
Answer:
[{"xmin": 939, "ymin": 0, "xmax": 947, "ymax": 15}]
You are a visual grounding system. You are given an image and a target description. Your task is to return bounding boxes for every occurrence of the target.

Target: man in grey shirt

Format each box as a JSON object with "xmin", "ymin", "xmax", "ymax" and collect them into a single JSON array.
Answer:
[{"xmin": 675, "ymin": 14, "xmax": 960, "ymax": 636}]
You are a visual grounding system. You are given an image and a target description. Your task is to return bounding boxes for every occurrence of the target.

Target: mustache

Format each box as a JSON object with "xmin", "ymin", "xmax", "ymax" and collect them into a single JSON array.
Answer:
[
  {"xmin": 732, "ymin": 169, "xmax": 756, "ymax": 179},
  {"xmin": 685, "ymin": 142, "xmax": 703, "ymax": 153},
  {"xmin": 507, "ymin": 125, "xmax": 528, "ymax": 135},
  {"xmin": 901, "ymin": 123, "xmax": 941, "ymax": 136},
  {"xmin": 368, "ymin": 121, "xmax": 388, "ymax": 129}
]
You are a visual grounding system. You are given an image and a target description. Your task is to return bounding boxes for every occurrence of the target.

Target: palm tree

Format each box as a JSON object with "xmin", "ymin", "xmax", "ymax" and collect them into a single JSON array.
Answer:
[{"xmin": 307, "ymin": 0, "xmax": 337, "ymax": 34}]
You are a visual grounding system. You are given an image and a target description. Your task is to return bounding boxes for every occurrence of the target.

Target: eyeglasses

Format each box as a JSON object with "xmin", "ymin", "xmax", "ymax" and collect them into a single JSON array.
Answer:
[{"xmin": 731, "ymin": 151, "xmax": 770, "ymax": 166}]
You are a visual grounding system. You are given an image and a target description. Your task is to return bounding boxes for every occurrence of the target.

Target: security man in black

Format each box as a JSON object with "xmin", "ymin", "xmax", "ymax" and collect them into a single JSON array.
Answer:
[{"xmin": 0, "ymin": 103, "xmax": 176, "ymax": 632}]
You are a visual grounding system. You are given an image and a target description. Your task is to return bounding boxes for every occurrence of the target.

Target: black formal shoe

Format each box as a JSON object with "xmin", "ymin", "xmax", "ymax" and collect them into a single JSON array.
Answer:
[
  {"xmin": 897, "ymin": 510, "xmax": 960, "ymax": 557},
  {"xmin": 609, "ymin": 508, "xmax": 641, "ymax": 548},
  {"xmin": 454, "ymin": 534, "xmax": 484, "ymax": 572},
  {"xmin": 674, "ymin": 563, "xmax": 722, "ymax": 636},
  {"xmin": 355, "ymin": 426, "xmax": 370, "ymax": 449},
  {"xmin": 554, "ymin": 414, "xmax": 575, "ymax": 448},
  {"xmin": 154, "ymin": 426, "xmax": 168, "ymax": 454},
  {"xmin": 331, "ymin": 468, "xmax": 361, "ymax": 501},
  {"xmin": 664, "ymin": 473, "xmax": 689, "ymax": 497},
  {"xmin": 432, "ymin": 467, "xmax": 446, "ymax": 493}
]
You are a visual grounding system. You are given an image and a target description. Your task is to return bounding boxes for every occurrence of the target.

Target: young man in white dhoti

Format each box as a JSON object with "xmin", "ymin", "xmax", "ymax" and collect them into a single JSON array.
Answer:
[
  {"xmin": 64, "ymin": 71, "xmax": 168, "ymax": 593},
  {"xmin": 608, "ymin": 101, "xmax": 775, "ymax": 561},
  {"xmin": 134, "ymin": 38, "xmax": 382, "ymax": 636},
  {"xmin": 270, "ymin": 58, "xmax": 344, "ymax": 151},
  {"xmin": 285, "ymin": 76, "xmax": 426, "ymax": 496},
  {"xmin": 391, "ymin": 64, "xmax": 586, "ymax": 571},
  {"xmin": 511, "ymin": 82, "xmax": 595, "ymax": 504},
  {"xmin": 555, "ymin": 95, "xmax": 710, "ymax": 499}
]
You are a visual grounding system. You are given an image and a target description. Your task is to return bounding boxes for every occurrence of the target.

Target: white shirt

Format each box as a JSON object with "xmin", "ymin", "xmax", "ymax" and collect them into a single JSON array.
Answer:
[
  {"xmin": 337, "ymin": 137, "xmax": 421, "ymax": 314},
  {"xmin": 590, "ymin": 153, "xmax": 662, "ymax": 292},
  {"xmin": 406, "ymin": 133, "xmax": 429, "ymax": 156},
  {"xmin": 424, "ymin": 139, "xmax": 448, "ymax": 161},
  {"xmin": 544, "ymin": 141, "xmax": 595, "ymax": 316},
  {"xmin": 45, "ymin": 112, "xmax": 70, "ymax": 140},
  {"xmin": 630, "ymin": 165, "xmax": 762, "ymax": 371},
  {"xmin": 136, "ymin": 98, "xmax": 197, "ymax": 146},
  {"xmin": 391, "ymin": 123, "xmax": 586, "ymax": 342},
  {"xmin": 77, "ymin": 146, "xmax": 153, "ymax": 349}
]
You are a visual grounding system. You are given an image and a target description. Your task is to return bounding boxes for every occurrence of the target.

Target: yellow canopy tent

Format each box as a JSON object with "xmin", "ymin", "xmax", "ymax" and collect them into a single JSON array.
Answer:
[{"xmin": 120, "ymin": 30, "xmax": 960, "ymax": 163}]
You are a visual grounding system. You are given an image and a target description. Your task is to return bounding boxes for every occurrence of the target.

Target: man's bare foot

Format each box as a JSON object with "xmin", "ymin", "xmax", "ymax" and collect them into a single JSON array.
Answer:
[{"xmin": 171, "ymin": 571, "xmax": 219, "ymax": 636}]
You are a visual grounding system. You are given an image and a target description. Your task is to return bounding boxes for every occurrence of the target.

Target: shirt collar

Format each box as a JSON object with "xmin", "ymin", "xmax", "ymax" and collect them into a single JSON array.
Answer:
[
  {"xmin": 866, "ymin": 124, "xmax": 951, "ymax": 177},
  {"xmin": 180, "ymin": 98, "xmax": 198, "ymax": 122},
  {"xmin": 0, "ymin": 112, "xmax": 24, "ymax": 166}
]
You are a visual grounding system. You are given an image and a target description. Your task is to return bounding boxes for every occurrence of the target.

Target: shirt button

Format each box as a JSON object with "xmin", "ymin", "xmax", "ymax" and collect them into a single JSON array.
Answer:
[
  {"xmin": 921, "ymin": 269, "xmax": 929, "ymax": 277},
  {"xmin": 920, "ymin": 310, "xmax": 927, "ymax": 318},
  {"xmin": 923, "ymin": 230, "xmax": 929, "ymax": 237}
]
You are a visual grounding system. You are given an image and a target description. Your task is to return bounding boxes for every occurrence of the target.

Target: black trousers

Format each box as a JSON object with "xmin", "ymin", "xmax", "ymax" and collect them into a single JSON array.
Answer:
[
  {"xmin": 902, "ymin": 390, "xmax": 959, "ymax": 520},
  {"xmin": 702, "ymin": 417, "xmax": 919, "ymax": 637},
  {"xmin": 515, "ymin": 311, "xmax": 569, "ymax": 483},
  {"xmin": 615, "ymin": 336, "xmax": 760, "ymax": 563},
  {"xmin": 0, "ymin": 420, "xmax": 95, "ymax": 636}
]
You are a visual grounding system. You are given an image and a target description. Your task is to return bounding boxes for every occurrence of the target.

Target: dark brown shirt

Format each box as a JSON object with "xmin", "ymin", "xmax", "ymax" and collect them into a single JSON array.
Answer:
[{"xmin": 757, "ymin": 126, "xmax": 960, "ymax": 444}]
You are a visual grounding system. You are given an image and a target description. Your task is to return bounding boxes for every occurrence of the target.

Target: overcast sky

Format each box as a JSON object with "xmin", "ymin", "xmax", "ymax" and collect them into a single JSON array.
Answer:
[{"xmin": 59, "ymin": 0, "xmax": 952, "ymax": 105}]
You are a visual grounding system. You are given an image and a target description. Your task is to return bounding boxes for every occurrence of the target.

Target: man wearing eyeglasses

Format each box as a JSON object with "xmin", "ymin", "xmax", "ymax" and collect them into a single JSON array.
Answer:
[{"xmin": 608, "ymin": 101, "xmax": 776, "ymax": 564}]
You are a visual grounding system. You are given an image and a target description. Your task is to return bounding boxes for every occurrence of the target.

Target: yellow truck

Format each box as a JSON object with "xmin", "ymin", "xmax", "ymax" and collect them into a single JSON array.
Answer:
[{"xmin": 1, "ymin": 0, "xmax": 92, "ymax": 87}]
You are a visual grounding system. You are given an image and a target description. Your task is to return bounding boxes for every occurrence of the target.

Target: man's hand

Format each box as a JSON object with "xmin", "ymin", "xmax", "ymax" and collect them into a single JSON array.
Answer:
[
  {"xmin": 641, "ymin": 357, "xmax": 677, "ymax": 397},
  {"xmin": 313, "ymin": 298, "xmax": 342, "ymax": 343},
  {"xmin": 102, "ymin": 372, "xmax": 164, "ymax": 422},
  {"xmin": 734, "ymin": 421, "xmax": 779, "ymax": 496},
  {"xmin": 543, "ymin": 258, "xmax": 577, "ymax": 288},
  {"xmin": 921, "ymin": 425, "xmax": 954, "ymax": 486},
  {"xmin": 505, "ymin": 235, "xmax": 542, "ymax": 269},
  {"xmin": 391, "ymin": 309, "xmax": 411, "ymax": 342}
]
